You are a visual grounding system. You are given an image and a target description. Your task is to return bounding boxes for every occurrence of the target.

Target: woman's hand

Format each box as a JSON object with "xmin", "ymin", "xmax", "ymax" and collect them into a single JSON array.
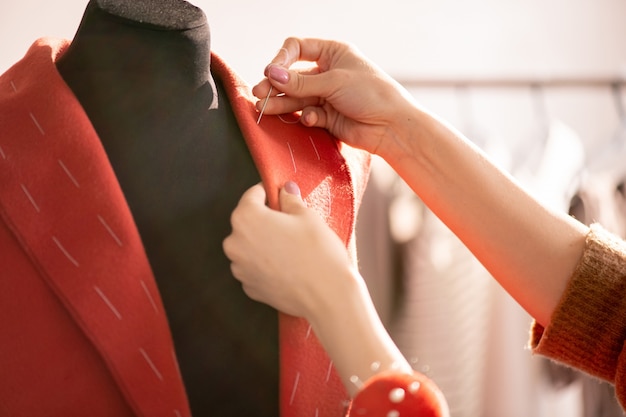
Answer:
[
  {"xmin": 252, "ymin": 37, "xmax": 418, "ymax": 160},
  {"xmin": 222, "ymin": 181, "xmax": 357, "ymax": 321},
  {"xmin": 223, "ymin": 182, "xmax": 421, "ymax": 400}
]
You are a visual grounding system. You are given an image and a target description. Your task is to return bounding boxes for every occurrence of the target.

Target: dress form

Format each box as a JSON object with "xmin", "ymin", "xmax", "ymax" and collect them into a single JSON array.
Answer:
[{"xmin": 56, "ymin": 1, "xmax": 277, "ymax": 415}]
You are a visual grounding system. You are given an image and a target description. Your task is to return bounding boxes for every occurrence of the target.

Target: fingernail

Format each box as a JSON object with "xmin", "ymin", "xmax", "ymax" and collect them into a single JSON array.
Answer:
[
  {"xmin": 268, "ymin": 65, "xmax": 290, "ymax": 84},
  {"xmin": 284, "ymin": 181, "xmax": 301, "ymax": 196}
]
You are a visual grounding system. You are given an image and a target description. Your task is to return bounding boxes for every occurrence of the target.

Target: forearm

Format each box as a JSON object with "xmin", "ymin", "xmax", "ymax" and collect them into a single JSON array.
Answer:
[
  {"xmin": 381, "ymin": 105, "xmax": 588, "ymax": 326},
  {"xmin": 308, "ymin": 266, "xmax": 413, "ymax": 398}
]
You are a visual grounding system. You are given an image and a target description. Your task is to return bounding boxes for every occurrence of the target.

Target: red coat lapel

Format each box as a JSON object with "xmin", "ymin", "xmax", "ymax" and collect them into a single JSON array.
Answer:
[
  {"xmin": 212, "ymin": 53, "xmax": 371, "ymax": 417},
  {"xmin": 0, "ymin": 38, "xmax": 190, "ymax": 417}
]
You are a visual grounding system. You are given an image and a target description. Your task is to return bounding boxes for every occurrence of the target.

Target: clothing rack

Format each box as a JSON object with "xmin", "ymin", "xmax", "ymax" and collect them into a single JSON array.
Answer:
[{"xmin": 396, "ymin": 75, "xmax": 626, "ymax": 88}]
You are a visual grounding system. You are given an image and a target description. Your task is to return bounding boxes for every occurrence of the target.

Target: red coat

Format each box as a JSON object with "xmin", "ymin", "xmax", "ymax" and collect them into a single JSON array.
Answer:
[{"xmin": 0, "ymin": 38, "xmax": 370, "ymax": 416}]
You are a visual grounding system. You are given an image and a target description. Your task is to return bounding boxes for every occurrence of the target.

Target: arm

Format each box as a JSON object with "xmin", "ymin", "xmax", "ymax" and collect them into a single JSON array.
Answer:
[
  {"xmin": 223, "ymin": 183, "xmax": 413, "ymax": 396},
  {"xmin": 385, "ymin": 107, "xmax": 588, "ymax": 326},
  {"xmin": 254, "ymin": 37, "xmax": 589, "ymax": 326}
]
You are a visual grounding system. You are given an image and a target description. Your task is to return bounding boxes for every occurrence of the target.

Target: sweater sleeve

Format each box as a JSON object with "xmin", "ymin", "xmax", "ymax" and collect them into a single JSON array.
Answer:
[{"xmin": 529, "ymin": 223, "xmax": 626, "ymax": 409}]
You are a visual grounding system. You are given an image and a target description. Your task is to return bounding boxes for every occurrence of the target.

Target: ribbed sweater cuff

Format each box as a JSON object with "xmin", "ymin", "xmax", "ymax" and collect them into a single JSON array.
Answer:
[{"xmin": 529, "ymin": 223, "xmax": 626, "ymax": 383}]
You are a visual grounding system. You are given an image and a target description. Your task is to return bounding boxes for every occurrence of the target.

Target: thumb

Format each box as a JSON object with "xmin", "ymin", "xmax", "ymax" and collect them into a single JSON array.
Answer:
[{"xmin": 279, "ymin": 181, "xmax": 307, "ymax": 214}]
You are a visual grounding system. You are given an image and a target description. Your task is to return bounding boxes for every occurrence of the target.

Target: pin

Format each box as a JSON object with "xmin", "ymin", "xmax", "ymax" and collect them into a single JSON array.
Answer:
[
  {"xmin": 256, "ymin": 85, "xmax": 273, "ymax": 124},
  {"xmin": 349, "ymin": 375, "xmax": 364, "ymax": 389}
]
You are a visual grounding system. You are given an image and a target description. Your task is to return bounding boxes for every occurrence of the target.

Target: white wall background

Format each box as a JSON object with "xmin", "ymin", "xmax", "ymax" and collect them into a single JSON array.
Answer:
[
  {"xmin": 2, "ymin": 0, "xmax": 625, "ymax": 150},
  {"xmin": 4, "ymin": 0, "xmax": 626, "ymax": 82}
]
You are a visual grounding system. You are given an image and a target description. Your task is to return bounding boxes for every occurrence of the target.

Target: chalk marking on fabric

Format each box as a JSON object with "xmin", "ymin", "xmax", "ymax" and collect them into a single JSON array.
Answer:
[
  {"xmin": 29, "ymin": 112, "xmax": 45, "ymax": 135},
  {"xmin": 141, "ymin": 279, "xmax": 159, "ymax": 313},
  {"xmin": 10, "ymin": 80, "xmax": 17, "ymax": 92},
  {"xmin": 58, "ymin": 159, "xmax": 80, "ymax": 188},
  {"xmin": 326, "ymin": 360, "xmax": 334, "ymax": 383},
  {"xmin": 174, "ymin": 410, "xmax": 182, "ymax": 417},
  {"xmin": 20, "ymin": 183, "xmax": 40, "ymax": 212},
  {"xmin": 52, "ymin": 236, "xmax": 79, "ymax": 267},
  {"xmin": 287, "ymin": 142, "xmax": 297, "ymax": 173},
  {"xmin": 309, "ymin": 136, "xmax": 321, "ymax": 160},
  {"xmin": 172, "ymin": 349, "xmax": 182, "ymax": 377},
  {"xmin": 289, "ymin": 371, "xmax": 300, "ymax": 405},
  {"xmin": 305, "ymin": 324, "xmax": 312, "ymax": 339},
  {"xmin": 257, "ymin": 85, "xmax": 273, "ymax": 124},
  {"xmin": 278, "ymin": 113, "xmax": 301, "ymax": 124},
  {"xmin": 97, "ymin": 215, "xmax": 123, "ymax": 247},
  {"xmin": 140, "ymin": 347, "xmax": 164, "ymax": 381},
  {"xmin": 0, "ymin": 146, "xmax": 6, "ymax": 160},
  {"xmin": 94, "ymin": 285, "xmax": 122, "ymax": 319}
]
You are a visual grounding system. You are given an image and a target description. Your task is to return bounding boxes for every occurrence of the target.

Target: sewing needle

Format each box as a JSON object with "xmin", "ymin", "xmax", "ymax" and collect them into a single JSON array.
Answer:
[{"xmin": 256, "ymin": 85, "xmax": 273, "ymax": 124}]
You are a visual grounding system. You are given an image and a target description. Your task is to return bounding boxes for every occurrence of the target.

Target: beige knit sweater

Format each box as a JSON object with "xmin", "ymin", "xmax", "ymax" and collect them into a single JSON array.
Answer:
[{"xmin": 530, "ymin": 223, "xmax": 626, "ymax": 410}]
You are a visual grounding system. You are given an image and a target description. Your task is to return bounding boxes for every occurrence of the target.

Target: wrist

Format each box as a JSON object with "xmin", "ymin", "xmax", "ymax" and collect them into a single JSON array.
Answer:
[
  {"xmin": 305, "ymin": 265, "xmax": 363, "ymax": 329},
  {"xmin": 377, "ymin": 103, "xmax": 427, "ymax": 167},
  {"xmin": 306, "ymin": 267, "xmax": 413, "ymax": 396}
]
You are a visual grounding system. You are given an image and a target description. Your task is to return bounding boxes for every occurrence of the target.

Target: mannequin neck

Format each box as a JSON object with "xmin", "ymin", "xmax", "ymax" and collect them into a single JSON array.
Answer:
[{"xmin": 56, "ymin": 0, "xmax": 217, "ymax": 128}]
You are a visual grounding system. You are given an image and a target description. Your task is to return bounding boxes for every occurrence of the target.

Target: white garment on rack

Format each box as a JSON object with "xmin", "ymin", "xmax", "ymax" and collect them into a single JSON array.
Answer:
[
  {"xmin": 389, "ymin": 127, "xmax": 510, "ymax": 417},
  {"xmin": 484, "ymin": 120, "xmax": 586, "ymax": 417}
]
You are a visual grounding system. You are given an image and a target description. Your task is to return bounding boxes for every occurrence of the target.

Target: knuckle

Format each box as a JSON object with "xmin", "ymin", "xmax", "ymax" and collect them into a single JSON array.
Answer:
[
  {"xmin": 229, "ymin": 209, "xmax": 245, "ymax": 231},
  {"xmin": 294, "ymin": 73, "xmax": 306, "ymax": 94},
  {"xmin": 222, "ymin": 237, "xmax": 240, "ymax": 262}
]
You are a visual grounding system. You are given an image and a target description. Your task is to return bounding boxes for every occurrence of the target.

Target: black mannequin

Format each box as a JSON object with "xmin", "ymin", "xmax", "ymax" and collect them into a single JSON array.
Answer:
[{"xmin": 56, "ymin": 1, "xmax": 278, "ymax": 415}]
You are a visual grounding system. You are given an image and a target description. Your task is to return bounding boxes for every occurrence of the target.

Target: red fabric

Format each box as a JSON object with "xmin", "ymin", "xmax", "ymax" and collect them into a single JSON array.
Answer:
[
  {"xmin": 212, "ymin": 53, "xmax": 371, "ymax": 417},
  {"xmin": 350, "ymin": 371, "xmax": 449, "ymax": 417},
  {"xmin": 0, "ymin": 38, "xmax": 370, "ymax": 417},
  {"xmin": 0, "ymin": 38, "xmax": 189, "ymax": 417}
]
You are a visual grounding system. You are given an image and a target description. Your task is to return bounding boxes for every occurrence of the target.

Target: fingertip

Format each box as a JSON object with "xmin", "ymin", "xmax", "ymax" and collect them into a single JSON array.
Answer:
[
  {"xmin": 280, "ymin": 181, "xmax": 307, "ymax": 213},
  {"xmin": 251, "ymin": 82, "xmax": 263, "ymax": 99},
  {"xmin": 284, "ymin": 181, "xmax": 301, "ymax": 196},
  {"xmin": 301, "ymin": 109, "xmax": 319, "ymax": 127},
  {"xmin": 276, "ymin": 46, "xmax": 290, "ymax": 66},
  {"xmin": 241, "ymin": 182, "xmax": 267, "ymax": 203},
  {"xmin": 265, "ymin": 47, "xmax": 291, "ymax": 73},
  {"xmin": 252, "ymin": 79, "xmax": 273, "ymax": 100}
]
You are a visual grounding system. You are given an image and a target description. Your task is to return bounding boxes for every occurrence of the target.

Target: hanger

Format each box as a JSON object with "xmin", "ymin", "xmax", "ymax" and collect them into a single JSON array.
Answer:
[
  {"xmin": 531, "ymin": 83, "xmax": 551, "ymax": 142},
  {"xmin": 454, "ymin": 84, "xmax": 516, "ymax": 171},
  {"xmin": 572, "ymin": 83, "xmax": 626, "ymax": 241},
  {"xmin": 514, "ymin": 83, "xmax": 587, "ymax": 211},
  {"xmin": 455, "ymin": 84, "xmax": 482, "ymax": 145},
  {"xmin": 586, "ymin": 82, "xmax": 626, "ymax": 176},
  {"xmin": 508, "ymin": 83, "xmax": 551, "ymax": 177},
  {"xmin": 611, "ymin": 81, "xmax": 626, "ymax": 142}
]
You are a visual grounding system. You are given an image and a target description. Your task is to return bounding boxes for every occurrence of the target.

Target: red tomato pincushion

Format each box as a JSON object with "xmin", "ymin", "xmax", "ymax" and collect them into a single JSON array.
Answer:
[{"xmin": 349, "ymin": 371, "xmax": 449, "ymax": 417}]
